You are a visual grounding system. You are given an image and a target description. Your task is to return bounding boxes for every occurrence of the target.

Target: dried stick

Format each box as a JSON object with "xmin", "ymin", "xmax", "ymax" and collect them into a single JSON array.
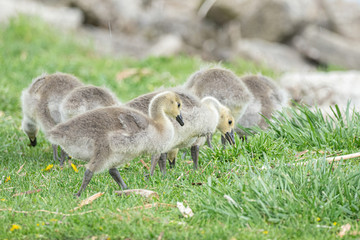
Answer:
[
  {"xmin": 71, "ymin": 192, "xmax": 104, "ymax": 212},
  {"xmin": 0, "ymin": 208, "xmax": 97, "ymax": 216},
  {"xmin": 115, "ymin": 189, "xmax": 159, "ymax": 199},
  {"xmin": 12, "ymin": 189, "xmax": 41, "ymax": 197}
]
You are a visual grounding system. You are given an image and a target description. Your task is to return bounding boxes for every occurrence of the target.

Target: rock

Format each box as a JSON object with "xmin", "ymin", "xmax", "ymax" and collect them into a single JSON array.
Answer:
[
  {"xmin": 293, "ymin": 25, "xmax": 360, "ymax": 70},
  {"xmin": 202, "ymin": 0, "xmax": 327, "ymax": 42},
  {"xmin": 68, "ymin": 0, "xmax": 144, "ymax": 33},
  {"xmin": 324, "ymin": 0, "xmax": 360, "ymax": 40},
  {"xmin": 279, "ymin": 71, "xmax": 360, "ymax": 109},
  {"xmin": 147, "ymin": 34, "xmax": 184, "ymax": 57},
  {"xmin": 236, "ymin": 38, "xmax": 316, "ymax": 72},
  {"xmin": 0, "ymin": 0, "xmax": 83, "ymax": 30}
]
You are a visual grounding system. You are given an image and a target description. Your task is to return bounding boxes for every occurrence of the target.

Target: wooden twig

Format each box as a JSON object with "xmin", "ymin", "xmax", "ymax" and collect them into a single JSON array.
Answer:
[
  {"xmin": 140, "ymin": 159, "xmax": 150, "ymax": 170},
  {"xmin": 71, "ymin": 192, "xmax": 104, "ymax": 212},
  {"xmin": 158, "ymin": 232, "xmax": 164, "ymax": 240},
  {"xmin": 296, "ymin": 151, "xmax": 360, "ymax": 166},
  {"xmin": 295, "ymin": 150, "xmax": 309, "ymax": 158},
  {"xmin": 201, "ymin": 160, "xmax": 213, "ymax": 174},
  {"xmin": 12, "ymin": 189, "xmax": 41, "ymax": 197},
  {"xmin": 118, "ymin": 203, "xmax": 176, "ymax": 212},
  {"xmin": 115, "ymin": 189, "xmax": 159, "ymax": 199},
  {"xmin": 16, "ymin": 163, "xmax": 25, "ymax": 175},
  {"xmin": 0, "ymin": 208, "xmax": 97, "ymax": 216},
  {"xmin": 326, "ymin": 152, "xmax": 360, "ymax": 163}
]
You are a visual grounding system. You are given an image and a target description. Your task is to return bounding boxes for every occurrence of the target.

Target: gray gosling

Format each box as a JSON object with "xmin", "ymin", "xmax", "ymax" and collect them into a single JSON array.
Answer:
[
  {"xmin": 236, "ymin": 74, "xmax": 289, "ymax": 137},
  {"xmin": 126, "ymin": 88, "xmax": 235, "ymax": 173},
  {"xmin": 21, "ymin": 73, "xmax": 83, "ymax": 163},
  {"xmin": 47, "ymin": 91, "xmax": 184, "ymax": 197},
  {"xmin": 184, "ymin": 67, "xmax": 253, "ymax": 145},
  {"xmin": 60, "ymin": 85, "xmax": 120, "ymax": 122}
]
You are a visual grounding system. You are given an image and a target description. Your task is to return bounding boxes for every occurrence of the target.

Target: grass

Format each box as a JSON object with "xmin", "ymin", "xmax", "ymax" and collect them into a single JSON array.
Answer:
[{"xmin": 1, "ymin": 16, "xmax": 360, "ymax": 239}]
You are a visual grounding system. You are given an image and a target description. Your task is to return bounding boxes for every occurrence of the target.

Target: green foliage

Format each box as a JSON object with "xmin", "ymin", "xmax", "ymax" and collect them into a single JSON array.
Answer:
[{"xmin": 1, "ymin": 16, "xmax": 359, "ymax": 239}]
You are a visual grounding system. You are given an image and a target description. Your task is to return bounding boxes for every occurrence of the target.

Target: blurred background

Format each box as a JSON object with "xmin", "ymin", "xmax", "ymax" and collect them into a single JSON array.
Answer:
[{"xmin": 1, "ymin": 0, "xmax": 360, "ymax": 111}]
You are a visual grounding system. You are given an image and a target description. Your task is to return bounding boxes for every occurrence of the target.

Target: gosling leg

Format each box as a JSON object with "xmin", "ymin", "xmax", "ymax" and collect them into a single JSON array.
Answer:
[
  {"xmin": 52, "ymin": 144, "xmax": 59, "ymax": 162},
  {"xmin": 75, "ymin": 169, "xmax": 94, "ymax": 197},
  {"xmin": 191, "ymin": 145, "xmax": 200, "ymax": 170},
  {"xmin": 158, "ymin": 153, "xmax": 167, "ymax": 175},
  {"xmin": 109, "ymin": 168, "xmax": 128, "ymax": 190},
  {"xmin": 59, "ymin": 148, "xmax": 68, "ymax": 167},
  {"xmin": 206, "ymin": 134, "xmax": 213, "ymax": 149},
  {"xmin": 150, "ymin": 153, "xmax": 161, "ymax": 176}
]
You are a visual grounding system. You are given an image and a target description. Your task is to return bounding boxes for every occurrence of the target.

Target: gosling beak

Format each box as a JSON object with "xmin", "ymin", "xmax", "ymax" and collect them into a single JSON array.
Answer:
[
  {"xmin": 29, "ymin": 137, "xmax": 37, "ymax": 147},
  {"xmin": 176, "ymin": 114, "xmax": 184, "ymax": 126},
  {"xmin": 168, "ymin": 159, "xmax": 176, "ymax": 168},
  {"xmin": 224, "ymin": 131, "xmax": 235, "ymax": 145}
]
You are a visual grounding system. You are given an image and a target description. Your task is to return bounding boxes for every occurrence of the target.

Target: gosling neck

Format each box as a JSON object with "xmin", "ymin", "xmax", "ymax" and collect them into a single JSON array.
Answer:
[{"xmin": 149, "ymin": 93, "xmax": 170, "ymax": 131}]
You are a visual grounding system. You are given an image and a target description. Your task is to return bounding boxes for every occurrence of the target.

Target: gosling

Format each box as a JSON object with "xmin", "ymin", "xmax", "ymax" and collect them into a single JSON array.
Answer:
[
  {"xmin": 126, "ymin": 88, "xmax": 235, "ymax": 173},
  {"xmin": 184, "ymin": 67, "xmax": 253, "ymax": 144},
  {"xmin": 60, "ymin": 85, "xmax": 120, "ymax": 122},
  {"xmin": 47, "ymin": 91, "xmax": 184, "ymax": 197},
  {"xmin": 21, "ymin": 73, "xmax": 83, "ymax": 162},
  {"xmin": 236, "ymin": 74, "xmax": 289, "ymax": 137}
]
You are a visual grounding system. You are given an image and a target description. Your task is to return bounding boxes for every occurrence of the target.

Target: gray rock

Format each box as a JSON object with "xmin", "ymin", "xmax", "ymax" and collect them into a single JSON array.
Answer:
[
  {"xmin": 0, "ymin": 0, "xmax": 83, "ymax": 30},
  {"xmin": 324, "ymin": 0, "xmax": 360, "ymax": 40},
  {"xmin": 147, "ymin": 34, "xmax": 184, "ymax": 57},
  {"xmin": 280, "ymin": 71, "xmax": 360, "ymax": 109},
  {"xmin": 202, "ymin": 0, "xmax": 327, "ymax": 42},
  {"xmin": 236, "ymin": 38, "xmax": 315, "ymax": 72},
  {"xmin": 293, "ymin": 25, "xmax": 360, "ymax": 70}
]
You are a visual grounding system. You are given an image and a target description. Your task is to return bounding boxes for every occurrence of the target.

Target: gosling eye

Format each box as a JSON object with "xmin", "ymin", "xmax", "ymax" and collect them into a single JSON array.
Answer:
[
  {"xmin": 228, "ymin": 120, "xmax": 232, "ymax": 125},
  {"xmin": 177, "ymin": 103, "xmax": 181, "ymax": 108}
]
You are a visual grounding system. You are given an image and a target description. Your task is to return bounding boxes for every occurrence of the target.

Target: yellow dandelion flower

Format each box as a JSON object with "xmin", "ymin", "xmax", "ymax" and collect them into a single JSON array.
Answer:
[
  {"xmin": 5, "ymin": 176, "xmax": 10, "ymax": 183},
  {"xmin": 333, "ymin": 222, "xmax": 337, "ymax": 226},
  {"xmin": 71, "ymin": 163, "xmax": 79, "ymax": 173},
  {"xmin": 36, "ymin": 223, "xmax": 39, "ymax": 226},
  {"xmin": 42, "ymin": 164, "xmax": 53, "ymax": 171},
  {"xmin": 1, "ymin": 199, "xmax": 6, "ymax": 201},
  {"xmin": 10, "ymin": 224, "xmax": 21, "ymax": 231},
  {"xmin": 99, "ymin": 227, "xmax": 103, "ymax": 230},
  {"xmin": 316, "ymin": 217, "xmax": 321, "ymax": 222},
  {"xmin": 41, "ymin": 222, "xmax": 45, "ymax": 226},
  {"xmin": 50, "ymin": 218, "xmax": 58, "ymax": 222},
  {"xmin": 263, "ymin": 230, "xmax": 269, "ymax": 234}
]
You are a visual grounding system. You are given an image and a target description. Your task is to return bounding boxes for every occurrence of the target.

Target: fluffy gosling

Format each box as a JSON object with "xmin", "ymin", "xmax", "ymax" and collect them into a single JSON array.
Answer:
[
  {"xmin": 21, "ymin": 73, "xmax": 83, "ymax": 162},
  {"xmin": 47, "ymin": 91, "xmax": 184, "ymax": 197},
  {"xmin": 236, "ymin": 74, "xmax": 289, "ymax": 137},
  {"xmin": 126, "ymin": 88, "xmax": 235, "ymax": 173}
]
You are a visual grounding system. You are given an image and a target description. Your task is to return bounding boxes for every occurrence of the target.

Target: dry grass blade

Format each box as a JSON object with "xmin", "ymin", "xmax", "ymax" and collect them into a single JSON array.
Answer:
[
  {"xmin": 115, "ymin": 189, "xmax": 159, "ymax": 199},
  {"xmin": 71, "ymin": 192, "xmax": 104, "ymax": 212},
  {"xmin": 12, "ymin": 189, "xmax": 41, "ymax": 197},
  {"xmin": 116, "ymin": 68, "xmax": 138, "ymax": 81},
  {"xmin": 118, "ymin": 203, "xmax": 176, "ymax": 211},
  {"xmin": 295, "ymin": 150, "xmax": 309, "ymax": 158},
  {"xmin": 16, "ymin": 163, "xmax": 25, "ymax": 174},
  {"xmin": 157, "ymin": 231, "xmax": 164, "ymax": 240},
  {"xmin": 140, "ymin": 159, "xmax": 150, "ymax": 170},
  {"xmin": 0, "ymin": 208, "xmax": 97, "ymax": 216}
]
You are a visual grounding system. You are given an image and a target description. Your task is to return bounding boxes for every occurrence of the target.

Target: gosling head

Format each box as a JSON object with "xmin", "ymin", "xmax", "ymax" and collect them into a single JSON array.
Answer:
[
  {"xmin": 167, "ymin": 92, "xmax": 184, "ymax": 126},
  {"xmin": 217, "ymin": 107, "xmax": 235, "ymax": 145},
  {"xmin": 22, "ymin": 121, "xmax": 39, "ymax": 147},
  {"xmin": 151, "ymin": 91, "xmax": 184, "ymax": 126}
]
